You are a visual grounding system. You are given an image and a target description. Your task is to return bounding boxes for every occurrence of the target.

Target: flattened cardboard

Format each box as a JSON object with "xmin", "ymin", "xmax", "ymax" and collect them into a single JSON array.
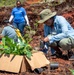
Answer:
[
  {"xmin": 20, "ymin": 57, "xmax": 30, "ymax": 72},
  {"xmin": 25, "ymin": 51, "xmax": 50, "ymax": 70},
  {"xmin": 0, "ymin": 54, "xmax": 26, "ymax": 73},
  {"xmin": 0, "ymin": 51, "xmax": 50, "ymax": 73}
]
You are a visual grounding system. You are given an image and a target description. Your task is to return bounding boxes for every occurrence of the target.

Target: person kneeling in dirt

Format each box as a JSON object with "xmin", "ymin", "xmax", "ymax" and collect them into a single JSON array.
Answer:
[
  {"xmin": 38, "ymin": 9, "xmax": 74, "ymax": 57},
  {"xmin": 0, "ymin": 20, "xmax": 18, "ymax": 42}
]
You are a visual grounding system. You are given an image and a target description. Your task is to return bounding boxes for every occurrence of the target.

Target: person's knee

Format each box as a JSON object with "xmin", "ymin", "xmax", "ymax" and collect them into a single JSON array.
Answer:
[
  {"xmin": 50, "ymin": 42, "xmax": 57, "ymax": 47},
  {"xmin": 59, "ymin": 39, "xmax": 67, "ymax": 47},
  {"xmin": 59, "ymin": 38, "xmax": 71, "ymax": 50}
]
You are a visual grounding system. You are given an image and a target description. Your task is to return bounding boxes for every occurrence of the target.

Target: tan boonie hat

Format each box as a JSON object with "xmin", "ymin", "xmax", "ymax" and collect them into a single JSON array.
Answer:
[{"xmin": 38, "ymin": 9, "xmax": 57, "ymax": 23}]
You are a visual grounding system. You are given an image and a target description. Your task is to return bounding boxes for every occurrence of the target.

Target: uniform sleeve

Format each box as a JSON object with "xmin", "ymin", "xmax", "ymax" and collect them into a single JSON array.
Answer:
[
  {"xmin": 48, "ymin": 16, "xmax": 70, "ymax": 43},
  {"xmin": 25, "ymin": 15, "xmax": 30, "ymax": 26},
  {"xmin": 48, "ymin": 33, "xmax": 68, "ymax": 43},
  {"xmin": 23, "ymin": 8, "xmax": 30, "ymax": 26},
  {"xmin": 9, "ymin": 15, "xmax": 14, "ymax": 22},
  {"xmin": 11, "ymin": 8, "xmax": 14, "ymax": 15},
  {"xmin": 58, "ymin": 16, "xmax": 70, "ymax": 32},
  {"xmin": 22, "ymin": 8, "xmax": 26, "ymax": 16},
  {"xmin": 9, "ymin": 8, "xmax": 14, "ymax": 22}
]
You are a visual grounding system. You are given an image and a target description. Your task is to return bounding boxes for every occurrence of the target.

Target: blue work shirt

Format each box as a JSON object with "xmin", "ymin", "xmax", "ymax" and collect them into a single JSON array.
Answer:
[
  {"xmin": 11, "ymin": 7, "xmax": 26, "ymax": 23},
  {"xmin": 44, "ymin": 15, "xmax": 74, "ymax": 44},
  {"xmin": 1, "ymin": 25, "xmax": 18, "ymax": 42}
]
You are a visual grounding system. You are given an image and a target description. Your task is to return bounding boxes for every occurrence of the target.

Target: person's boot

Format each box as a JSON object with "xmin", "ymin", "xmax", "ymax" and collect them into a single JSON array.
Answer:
[
  {"xmin": 69, "ymin": 54, "xmax": 74, "ymax": 60},
  {"xmin": 61, "ymin": 50, "xmax": 69, "ymax": 60},
  {"xmin": 51, "ymin": 46, "xmax": 62, "ymax": 57},
  {"xmin": 69, "ymin": 49, "xmax": 74, "ymax": 60}
]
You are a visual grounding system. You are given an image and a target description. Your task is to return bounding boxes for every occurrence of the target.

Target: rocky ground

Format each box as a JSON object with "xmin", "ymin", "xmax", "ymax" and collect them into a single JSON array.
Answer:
[{"xmin": 0, "ymin": 1, "xmax": 74, "ymax": 75}]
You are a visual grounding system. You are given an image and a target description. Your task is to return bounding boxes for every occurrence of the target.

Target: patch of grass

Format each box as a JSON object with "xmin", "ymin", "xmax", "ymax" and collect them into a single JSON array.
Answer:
[{"xmin": 0, "ymin": 0, "xmax": 25, "ymax": 7}]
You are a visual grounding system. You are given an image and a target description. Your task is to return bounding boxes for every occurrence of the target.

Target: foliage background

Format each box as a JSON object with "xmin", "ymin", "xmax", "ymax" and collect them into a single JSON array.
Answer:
[{"xmin": 0, "ymin": 0, "xmax": 25, "ymax": 7}]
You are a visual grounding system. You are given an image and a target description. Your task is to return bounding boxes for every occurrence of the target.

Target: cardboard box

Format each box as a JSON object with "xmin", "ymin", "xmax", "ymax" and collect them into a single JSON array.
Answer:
[{"xmin": 0, "ymin": 51, "xmax": 50, "ymax": 73}]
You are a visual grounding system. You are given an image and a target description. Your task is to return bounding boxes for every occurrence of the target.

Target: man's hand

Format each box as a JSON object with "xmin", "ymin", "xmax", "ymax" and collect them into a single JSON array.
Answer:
[{"xmin": 43, "ymin": 37, "xmax": 49, "ymax": 42}]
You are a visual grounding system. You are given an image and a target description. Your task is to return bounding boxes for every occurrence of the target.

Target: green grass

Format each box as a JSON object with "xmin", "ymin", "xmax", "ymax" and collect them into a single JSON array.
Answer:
[{"xmin": 0, "ymin": 0, "xmax": 25, "ymax": 7}]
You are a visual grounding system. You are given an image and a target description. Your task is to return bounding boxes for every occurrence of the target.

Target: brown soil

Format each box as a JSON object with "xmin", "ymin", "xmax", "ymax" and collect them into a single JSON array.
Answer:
[{"xmin": 0, "ymin": 1, "xmax": 74, "ymax": 75}]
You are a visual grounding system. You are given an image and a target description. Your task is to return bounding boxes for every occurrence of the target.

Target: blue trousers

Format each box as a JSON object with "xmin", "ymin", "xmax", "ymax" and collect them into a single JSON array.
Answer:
[{"xmin": 13, "ymin": 22, "xmax": 26, "ymax": 35}]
